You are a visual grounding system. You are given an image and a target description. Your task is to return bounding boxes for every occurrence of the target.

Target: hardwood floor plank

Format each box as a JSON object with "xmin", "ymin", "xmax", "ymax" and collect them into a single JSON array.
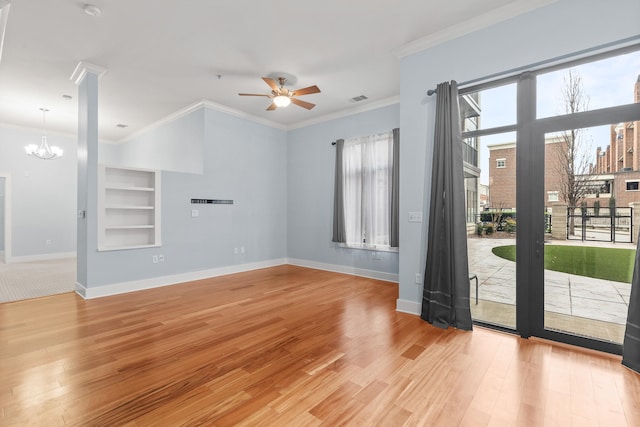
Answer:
[{"xmin": 0, "ymin": 265, "xmax": 637, "ymax": 425}]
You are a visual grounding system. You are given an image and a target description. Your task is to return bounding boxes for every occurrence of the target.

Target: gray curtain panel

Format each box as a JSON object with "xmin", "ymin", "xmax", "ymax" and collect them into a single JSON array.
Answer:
[
  {"xmin": 421, "ymin": 81, "xmax": 473, "ymax": 331},
  {"xmin": 332, "ymin": 139, "xmax": 346, "ymax": 243},
  {"xmin": 390, "ymin": 128, "xmax": 400, "ymax": 248},
  {"xmin": 622, "ymin": 231, "xmax": 640, "ymax": 372}
]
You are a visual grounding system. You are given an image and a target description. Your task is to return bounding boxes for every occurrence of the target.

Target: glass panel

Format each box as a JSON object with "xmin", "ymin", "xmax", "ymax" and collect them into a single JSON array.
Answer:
[
  {"xmin": 460, "ymin": 83, "xmax": 517, "ymax": 131},
  {"xmin": 467, "ymin": 132, "xmax": 517, "ymax": 329},
  {"xmin": 537, "ymin": 49, "xmax": 640, "ymax": 119},
  {"xmin": 543, "ymin": 124, "xmax": 637, "ymax": 344}
]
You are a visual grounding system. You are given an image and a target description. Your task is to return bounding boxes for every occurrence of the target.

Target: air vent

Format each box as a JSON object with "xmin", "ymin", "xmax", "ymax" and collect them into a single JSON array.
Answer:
[{"xmin": 350, "ymin": 95, "xmax": 368, "ymax": 103}]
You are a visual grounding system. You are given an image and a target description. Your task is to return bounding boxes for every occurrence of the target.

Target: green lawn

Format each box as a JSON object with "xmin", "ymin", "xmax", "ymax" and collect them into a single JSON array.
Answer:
[{"xmin": 491, "ymin": 245, "xmax": 636, "ymax": 283}]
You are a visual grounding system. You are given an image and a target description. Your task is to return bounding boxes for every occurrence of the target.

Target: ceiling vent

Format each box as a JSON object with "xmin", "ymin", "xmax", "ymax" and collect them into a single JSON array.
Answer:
[{"xmin": 350, "ymin": 95, "xmax": 368, "ymax": 103}]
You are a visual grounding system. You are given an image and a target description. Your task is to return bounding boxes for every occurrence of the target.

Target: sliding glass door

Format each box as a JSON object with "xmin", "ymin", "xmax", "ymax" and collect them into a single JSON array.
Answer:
[
  {"xmin": 463, "ymin": 44, "xmax": 640, "ymax": 352},
  {"xmin": 532, "ymin": 49, "xmax": 640, "ymax": 349}
]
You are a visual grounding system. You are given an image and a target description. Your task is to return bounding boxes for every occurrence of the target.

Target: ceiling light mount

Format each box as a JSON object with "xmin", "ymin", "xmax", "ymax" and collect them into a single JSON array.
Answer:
[{"xmin": 83, "ymin": 4, "xmax": 101, "ymax": 17}]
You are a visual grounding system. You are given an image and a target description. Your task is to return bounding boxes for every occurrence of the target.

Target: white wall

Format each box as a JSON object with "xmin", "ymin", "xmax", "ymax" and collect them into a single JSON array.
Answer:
[
  {"xmin": 287, "ymin": 104, "xmax": 400, "ymax": 280},
  {"xmin": 397, "ymin": 0, "xmax": 640, "ymax": 313}
]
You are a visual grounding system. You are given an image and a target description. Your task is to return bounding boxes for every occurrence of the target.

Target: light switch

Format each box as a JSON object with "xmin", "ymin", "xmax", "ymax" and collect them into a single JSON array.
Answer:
[{"xmin": 191, "ymin": 209, "xmax": 199, "ymax": 218}]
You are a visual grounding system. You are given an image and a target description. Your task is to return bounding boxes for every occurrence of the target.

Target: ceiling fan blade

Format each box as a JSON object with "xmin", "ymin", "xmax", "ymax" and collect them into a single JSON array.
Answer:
[
  {"xmin": 238, "ymin": 93, "xmax": 271, "ymax": 97},
  {"xmin": 262, "ymin": 77, "xmax": 279, "ymax": 92},
  {"xmin": 292, "ymin": 85, "xmax": 321, "ymax": 96},
  {"xmin": 266, "ymin": 102, "xmax": 278, "ymax": 111},
  {"xmin": 291, "ymin": 97, "xmax": 315, "ymax": 110}
]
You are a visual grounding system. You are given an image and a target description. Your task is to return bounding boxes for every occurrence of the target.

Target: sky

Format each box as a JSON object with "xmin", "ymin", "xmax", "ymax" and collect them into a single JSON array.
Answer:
[{"xmin": 475, "ymin": 49, "xmax": 640, "ymax": 185}]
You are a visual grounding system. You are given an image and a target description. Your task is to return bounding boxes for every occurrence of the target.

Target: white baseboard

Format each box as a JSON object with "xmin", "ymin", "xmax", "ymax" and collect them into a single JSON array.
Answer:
[
  {"xmin": 8, "ymin": 251, "xmax": 76, "ymax": 263},
  {"xmin": 396, "ymin": 299, "xmax": 421, "ymax": 315},
  {"xmin": 75, "ymin": 257, "xmax": 400, "ymax": 300},
  {"xmin": 76, "ymin": 258, "xmax": 288, "ymax": 299},
  {"xmin": 286, "ymin": 258, "xmax": 398, "ymax": 283}
]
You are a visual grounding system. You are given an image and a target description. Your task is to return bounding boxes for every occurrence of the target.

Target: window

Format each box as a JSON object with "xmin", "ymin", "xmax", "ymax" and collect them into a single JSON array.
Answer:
[
  {"xmin": 547, "ymin": 191, "xmax": 559, "ymax": 202},
  {"xmin": 626, "ymin": 181, "xmax": 639, "ymax": 191},
  {"xmin": 342, "ymin": 131, "xmax": 394, "ymax": 247},
  {"xmin": 496, "ymin": 158, "xmax": 506, "ymax": 168}
]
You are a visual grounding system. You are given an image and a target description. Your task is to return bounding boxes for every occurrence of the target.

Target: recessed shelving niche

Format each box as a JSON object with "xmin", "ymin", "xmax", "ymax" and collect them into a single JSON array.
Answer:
[{"xmin": 98, "ymin": 165, "xmax": 161, "ymax": 251}]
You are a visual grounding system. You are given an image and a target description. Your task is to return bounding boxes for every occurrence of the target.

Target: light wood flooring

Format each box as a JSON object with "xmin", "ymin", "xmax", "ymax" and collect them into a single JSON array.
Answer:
[{"xmin": 1, "ymin": 265, "xmax": 639, "ymax": 426}]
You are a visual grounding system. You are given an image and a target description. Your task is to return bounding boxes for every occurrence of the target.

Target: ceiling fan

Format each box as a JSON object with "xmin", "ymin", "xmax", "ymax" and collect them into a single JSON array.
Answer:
[{"xmin": 239, "ymin": 77, "xmax": 321, "ymax": 110}]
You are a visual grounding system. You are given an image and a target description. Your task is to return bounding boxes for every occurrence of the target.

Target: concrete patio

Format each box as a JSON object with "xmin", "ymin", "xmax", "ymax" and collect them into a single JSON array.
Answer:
[{"xmin": 467, "ymin": 237, "xmax": 633, "ymax": 343}]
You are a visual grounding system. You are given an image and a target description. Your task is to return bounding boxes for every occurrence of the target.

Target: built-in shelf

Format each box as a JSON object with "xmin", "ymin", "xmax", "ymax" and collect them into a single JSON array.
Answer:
[{"xmin": 98, "ymin": 165, "xmax": 161, "ymax": 251}]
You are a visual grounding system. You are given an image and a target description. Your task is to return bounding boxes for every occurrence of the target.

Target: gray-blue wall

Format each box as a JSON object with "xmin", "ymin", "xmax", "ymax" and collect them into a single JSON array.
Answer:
[
  {"xmin": 0, "ymin": 126, "xmax": 77, "ymax": 258},
  {"xmin": 86, "ymin": 106, "xmax": 288, "ymax": 287},
  {"xmin": 287, "ymin": 103, "xmax": 400, "ymax": 277}
]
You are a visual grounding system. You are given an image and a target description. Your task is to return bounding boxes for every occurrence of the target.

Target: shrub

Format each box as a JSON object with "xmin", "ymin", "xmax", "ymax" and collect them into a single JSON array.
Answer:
[
  {"xmin": 504, "ymin": 218, "xmax": 516, "ymax": 233},
  {"xmin": 476, "ymin": 223, "xmax": 484, "ymax": 236},
  {"xmin": 484, "ymin": 224, "xmax": 494, "ymax": 235},
  {"xmin": 479, "ymin": 210, "xmax": 516, "ymax": 223}
]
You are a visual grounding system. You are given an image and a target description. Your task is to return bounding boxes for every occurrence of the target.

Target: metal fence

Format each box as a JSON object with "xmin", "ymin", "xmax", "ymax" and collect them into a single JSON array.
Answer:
[{"xmin": 566, "ymin": 207, "xmax": 632, "ymax": 243}]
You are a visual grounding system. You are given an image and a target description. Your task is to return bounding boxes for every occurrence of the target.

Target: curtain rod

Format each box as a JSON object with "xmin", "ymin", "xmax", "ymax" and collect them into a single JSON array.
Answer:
[{"xmin": 425, "ymin": 36, "xmax": 640, "ymax": 96}]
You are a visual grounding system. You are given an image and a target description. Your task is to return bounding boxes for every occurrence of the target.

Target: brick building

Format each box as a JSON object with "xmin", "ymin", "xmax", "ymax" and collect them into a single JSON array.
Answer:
[
  {"xmin": 487, "ymin": 138, "xmax": 566, "ymax": 209},
  {"xmin": 588, "ymin": 75, "xmax": 640, "ymax": 207},
  {"xmin": 487, "ymin": 75, "xmax": 640, "ymax": 209}
]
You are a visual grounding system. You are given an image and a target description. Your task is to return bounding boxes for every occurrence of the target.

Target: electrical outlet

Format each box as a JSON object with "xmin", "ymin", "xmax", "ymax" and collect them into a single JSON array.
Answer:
[
  {"xmin": 240, "ymin": 246, "xmax": 245, "ymax": 254},
  {"xmin": 158, "ymin": 254, "xmax": 165, "ymax": 263},
  {"xmin": 45, "ymin": 240, "xmax": 51, "ymax": 245},
  {"xmin": 415, "ymin": 273, "xmax": 422, "ymax": 284},
  {"xmin": 234, "ymin": 247, "xmax": 239, "ymax": 254},
  {"xmin": 191, "ymin": 209, "xmax": 199, "ymax": 218},
  {"xmin": 152, "ymin": 255, "xmax": 158, "ymax": 264}
]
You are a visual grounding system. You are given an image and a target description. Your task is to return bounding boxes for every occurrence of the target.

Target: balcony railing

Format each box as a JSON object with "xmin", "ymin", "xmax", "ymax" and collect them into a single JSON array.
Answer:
[{"xmin": 462, "ymin": 141, "xmax": 478, "ymax": 167}]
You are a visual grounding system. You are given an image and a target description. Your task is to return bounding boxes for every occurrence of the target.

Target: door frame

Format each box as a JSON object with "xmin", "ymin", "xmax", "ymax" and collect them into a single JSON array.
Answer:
[{"xmin": 0, "ymin": 172, "xmax": 11, "ymax": 263}]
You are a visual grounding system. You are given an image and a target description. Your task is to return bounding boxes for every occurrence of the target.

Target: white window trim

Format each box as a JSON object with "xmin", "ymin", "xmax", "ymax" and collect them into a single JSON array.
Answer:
[
  {"xmin": 336, "ymin": 242, "xmax": 398, "ymax": 253},
  {"xmin": 496, "ymin": 158, "xmax": 506, "ymax": 168},
  {"xmin": 547, "ymin": 190, "xmax": 559, "ymax": 202}
]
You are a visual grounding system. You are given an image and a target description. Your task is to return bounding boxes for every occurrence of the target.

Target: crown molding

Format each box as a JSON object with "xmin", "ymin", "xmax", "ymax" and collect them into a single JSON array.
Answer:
[
  {"xmin": 393, "ymin": 0, "xmax": 559, "ymax": 58},
  {"xmin": 118, "ymin": 95, "xmax": 401, "ymax": 143},
  {"xmin": 117, "ymin": 100, "xmax": 207, "ymax": 144},
  {"xmin": 118, "ymin": 99, "xmax": 286, "ymax": 144},
  {"xmin": 287, "ymin": 96, "xmax": 400, "ymax": 131},
  {"xmin": 0, "ymin": 121, "xmax": 116, "ymax": 144},
  {"xmin": 200, "ymin": 99, "xmax": 287, "ymax": 130},
  {"xmin": 70, "ymin": 61, "xmax": 107, "ymax": 85}
]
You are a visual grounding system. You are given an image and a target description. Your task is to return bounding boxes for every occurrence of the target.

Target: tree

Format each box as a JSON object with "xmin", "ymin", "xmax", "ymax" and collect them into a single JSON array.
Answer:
[{"xmin": 553, "ymin": 70, "xmax": 592, "ymax": 235}]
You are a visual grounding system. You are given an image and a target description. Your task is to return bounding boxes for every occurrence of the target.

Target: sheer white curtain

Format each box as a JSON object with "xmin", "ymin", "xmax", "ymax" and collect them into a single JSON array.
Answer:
[{"xmin": 343, "ymin": 132, "xmax": 393, "ymax": 247}]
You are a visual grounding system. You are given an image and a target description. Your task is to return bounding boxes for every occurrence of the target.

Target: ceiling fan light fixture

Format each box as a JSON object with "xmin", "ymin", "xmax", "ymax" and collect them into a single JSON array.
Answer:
[{"xmin": 273, "ymin": 95, "xmax": 291, "ymax": 108}]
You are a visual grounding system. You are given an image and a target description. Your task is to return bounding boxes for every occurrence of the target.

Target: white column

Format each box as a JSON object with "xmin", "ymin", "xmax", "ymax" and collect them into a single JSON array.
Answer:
[{"xmin": 71, "ymin": 62, "xmax": 106, "ymax": 297}]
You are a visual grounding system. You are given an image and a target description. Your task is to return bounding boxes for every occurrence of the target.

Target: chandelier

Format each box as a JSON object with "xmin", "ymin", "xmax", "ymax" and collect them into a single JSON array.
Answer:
[{"xmin": 24, "ymin": 108, "xmax": 63, "ymax": 160}]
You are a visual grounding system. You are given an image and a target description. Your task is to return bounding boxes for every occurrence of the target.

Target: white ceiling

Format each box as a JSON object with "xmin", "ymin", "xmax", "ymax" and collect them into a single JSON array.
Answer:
[{"xmin": 0, "ymin": 0, "xmax": 555, "ymax": 142}]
